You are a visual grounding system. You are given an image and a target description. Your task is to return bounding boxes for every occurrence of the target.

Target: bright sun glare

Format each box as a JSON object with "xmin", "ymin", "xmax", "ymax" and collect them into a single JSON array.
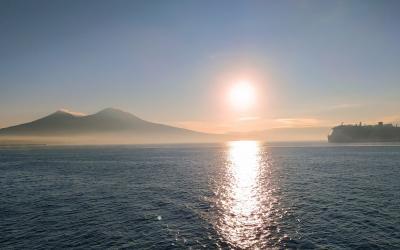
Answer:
[{"xmin": 229, "ymin": 81, "xmax": 256, "ymax": 111}]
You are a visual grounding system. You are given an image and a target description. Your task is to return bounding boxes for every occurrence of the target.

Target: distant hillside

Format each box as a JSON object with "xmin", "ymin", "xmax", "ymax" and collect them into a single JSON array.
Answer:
[
  {"xmin": 227, "ymin": 127, "xmax": 330, "ymax": 142},
  {"xmin": 0, "ymin": 108, "xmax": 222, "ymax": 144}
]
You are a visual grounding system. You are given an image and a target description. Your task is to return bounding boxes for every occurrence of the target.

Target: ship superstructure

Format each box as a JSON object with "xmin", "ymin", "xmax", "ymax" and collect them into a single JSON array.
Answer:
[{"xmin": 328, "ymin": 122, "xmax": 400, "ymax": 142}]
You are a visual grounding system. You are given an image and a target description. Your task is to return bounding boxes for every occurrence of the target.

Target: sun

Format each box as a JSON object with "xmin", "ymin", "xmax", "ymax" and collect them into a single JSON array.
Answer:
[{"xmin": 229, "ymin": 81, "xmax": 256, "ymax": 111}]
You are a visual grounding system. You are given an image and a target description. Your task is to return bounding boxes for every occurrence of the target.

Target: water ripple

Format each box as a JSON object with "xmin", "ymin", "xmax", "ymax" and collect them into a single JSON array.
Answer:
[{"xmin": 0, "ymin": 143, "xmax": 399, "ymax": 249}]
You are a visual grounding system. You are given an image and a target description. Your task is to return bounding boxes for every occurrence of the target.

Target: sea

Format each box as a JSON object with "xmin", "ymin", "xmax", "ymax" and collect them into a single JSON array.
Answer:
[{"xmin": 0, "ymin": 141, "xmax": 399, "ymax": 249}]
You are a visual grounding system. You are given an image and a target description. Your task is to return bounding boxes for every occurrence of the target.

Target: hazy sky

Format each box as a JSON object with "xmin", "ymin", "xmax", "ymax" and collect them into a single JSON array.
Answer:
[{"xmin": 1, "ymin": 0, "xmax": 400, "ymax": 133}]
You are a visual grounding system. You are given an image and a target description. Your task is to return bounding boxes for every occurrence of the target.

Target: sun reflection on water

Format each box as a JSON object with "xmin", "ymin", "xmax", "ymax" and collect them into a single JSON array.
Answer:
[
  {"xmin": 213, "ymin": 140, "xmax": 281, "ymax": 249},
  {"xmin": 228, "ymin": 141, "xmax": 261, "ymax": 218}
]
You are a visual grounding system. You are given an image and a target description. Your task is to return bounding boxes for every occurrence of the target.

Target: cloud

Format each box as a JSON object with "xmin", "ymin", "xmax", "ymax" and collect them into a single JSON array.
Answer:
[
  {"xmin": 325, "ymin": 103, "xmax": 362, "ymax": 110},
  {"xmin": 308, "ymin": 103, "xmax": 364, "ymax": 117},
  {"xmin": 166, "ymin": 116, "xmax": 330, "ymax": 134},
  {"xmin": 238, "ymin": 116, "xmax": 260, "ymax": 121},
  {"xmin": 272, "ymin": 118, "xmax": 325, "ymax": 128}
]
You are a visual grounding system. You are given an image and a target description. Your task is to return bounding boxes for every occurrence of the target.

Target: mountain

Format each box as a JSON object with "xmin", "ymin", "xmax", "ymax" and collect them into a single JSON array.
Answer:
[{"xmin": 0, "ymin": 108, "xmax": 222, "ymax": 144}]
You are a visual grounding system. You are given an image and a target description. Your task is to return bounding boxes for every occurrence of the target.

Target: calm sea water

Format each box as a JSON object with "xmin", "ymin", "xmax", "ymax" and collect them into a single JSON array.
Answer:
[{"xmin": 0, "ymin": 142, "xmax": 399, "ymax": 249}]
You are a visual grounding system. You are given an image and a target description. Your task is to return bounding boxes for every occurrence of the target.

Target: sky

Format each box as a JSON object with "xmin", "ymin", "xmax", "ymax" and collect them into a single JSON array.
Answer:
[{"xmin": 1, "ymin": 0, "xmax": 400, "ymax": 133}]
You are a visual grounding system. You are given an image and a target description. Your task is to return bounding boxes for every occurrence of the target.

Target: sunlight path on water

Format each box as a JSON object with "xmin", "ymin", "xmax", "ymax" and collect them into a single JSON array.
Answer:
[{"xmin": 213, "ymin": 141, "xmax": 281, "ymax": 249}]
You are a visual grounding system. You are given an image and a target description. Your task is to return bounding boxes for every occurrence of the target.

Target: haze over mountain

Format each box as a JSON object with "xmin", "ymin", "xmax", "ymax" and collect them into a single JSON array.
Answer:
[
  {"xmin": 0, "ymin": 108, "xmax": 223, "ymax": 144},
  {"xmin": 0, "ymin": 107, "xmax": 333, "ymax": 145}
]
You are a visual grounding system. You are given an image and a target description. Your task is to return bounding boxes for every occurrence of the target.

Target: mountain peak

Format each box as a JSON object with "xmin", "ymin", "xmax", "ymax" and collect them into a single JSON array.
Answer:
[
  {"xmin": 0, "ymin": 106, "xmax": 215, "ymax": 143},
  {"xmin": 54, "ymin": 109, "xmax": 86, "ymax": 117},
  {"xmin": 97, "ymin": 107, "xmax": 125, "ymax": 114},
  {"xmin": 94, "ymin": 107, "xmax": 142, "ymax": 120}
]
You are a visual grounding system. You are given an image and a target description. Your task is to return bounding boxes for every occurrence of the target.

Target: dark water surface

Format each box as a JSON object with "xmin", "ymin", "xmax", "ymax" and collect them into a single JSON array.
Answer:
[{"xmin": 1, "ymin": 142, "xmax": 399, "ymax": 249}]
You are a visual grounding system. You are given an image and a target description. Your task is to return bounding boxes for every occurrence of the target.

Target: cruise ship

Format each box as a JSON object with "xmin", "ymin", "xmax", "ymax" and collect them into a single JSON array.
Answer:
[{"xmin": 328, "ymin": 122, "xmax": 400, "ymax": 143}]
